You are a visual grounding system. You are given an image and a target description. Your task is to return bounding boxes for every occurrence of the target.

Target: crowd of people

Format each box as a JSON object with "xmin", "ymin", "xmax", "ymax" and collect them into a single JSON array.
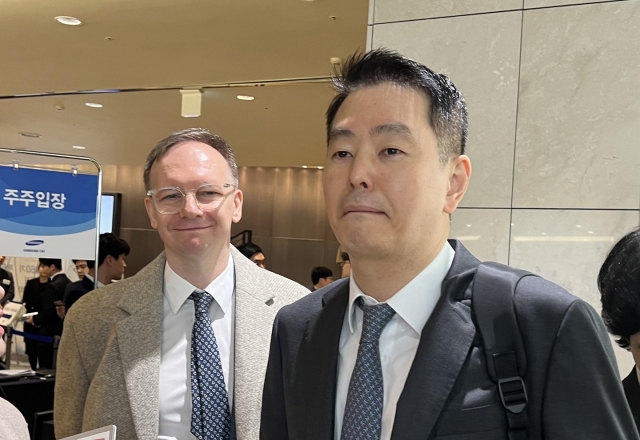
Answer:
[{"xmin": 0, "ymin": 48, "xmax": 639, "ymax": 439}]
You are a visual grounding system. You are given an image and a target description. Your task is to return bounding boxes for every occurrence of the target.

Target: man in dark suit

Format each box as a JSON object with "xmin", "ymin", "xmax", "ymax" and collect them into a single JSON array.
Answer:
[
  {"xmin": 21, "ymin": 262, "xmax": 51, "ymax": 370},
  {"xmin": 27, "ymin": 258, "xmax": 70, "ymax": 369},
  {"xmin": 260, "ymin": 49, "xmax": 637, "ymax": 439},
  {"xmin": 64, "ymin": 233, "xmax": 130, "ymax": 311},
  {"xmin": 599, "ymin": 228, "xmax": 640, "ymax": 434}
]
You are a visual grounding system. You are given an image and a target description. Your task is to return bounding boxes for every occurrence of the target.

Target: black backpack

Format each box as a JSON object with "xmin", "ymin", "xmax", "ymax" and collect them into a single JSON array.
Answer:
[{"xmin": 472, "ymin": 262, "xmax": 538, "ymax": 440}]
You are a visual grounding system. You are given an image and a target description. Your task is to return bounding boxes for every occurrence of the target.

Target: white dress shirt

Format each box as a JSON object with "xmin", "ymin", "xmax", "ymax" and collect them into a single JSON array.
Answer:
[
  {"xmin": 158, "ymin": 255, "xmax": 235, "ymax": 440},
  {"xmin": 335, "ymin": 243, "xmax": 455, "ymax": 440}
]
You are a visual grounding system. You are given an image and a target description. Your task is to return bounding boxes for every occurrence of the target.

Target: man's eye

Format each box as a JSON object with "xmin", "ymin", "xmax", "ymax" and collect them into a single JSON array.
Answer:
[
  {"xmin": 333, "ymin": 151, "xmax": 352, "ymax": 159},
  {"xmin": 382, "ymin": 148, "xmax": 402, "ymax": 156}
]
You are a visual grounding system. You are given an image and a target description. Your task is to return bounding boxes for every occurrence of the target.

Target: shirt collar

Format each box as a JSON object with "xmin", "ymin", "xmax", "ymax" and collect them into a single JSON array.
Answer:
[
  {"xmin": 163, "ymin": 254, "xmax": 235, "ymax": 315},
  {"xmin": 51, "ymin": 271, "xmax": 65, "ymax": 280},
  {"xmin": 347, "ymin": 242, "xmax": 455, "ymax": 334},
  {"xmin": 83, "ymin": 274, "xmax": 104, "ymax": 288}
]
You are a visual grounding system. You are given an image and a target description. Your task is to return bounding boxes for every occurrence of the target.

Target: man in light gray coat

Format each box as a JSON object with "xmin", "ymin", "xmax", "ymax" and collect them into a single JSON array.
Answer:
[{"xmin": 55, "ymin": 128, "xmax": 308, "ymax": 440}]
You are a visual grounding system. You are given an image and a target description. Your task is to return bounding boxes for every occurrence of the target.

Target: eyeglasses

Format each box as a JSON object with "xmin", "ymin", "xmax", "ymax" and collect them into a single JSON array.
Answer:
[{"xmin": 146, "ymin": 183, "xmax": 237, "ymax": 214}]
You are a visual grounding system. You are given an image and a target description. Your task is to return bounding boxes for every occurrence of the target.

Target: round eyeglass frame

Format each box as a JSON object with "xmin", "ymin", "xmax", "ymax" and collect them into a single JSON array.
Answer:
[{"xmin": 146, "ymin": 183, "xmax": 237, "ymax": 214}]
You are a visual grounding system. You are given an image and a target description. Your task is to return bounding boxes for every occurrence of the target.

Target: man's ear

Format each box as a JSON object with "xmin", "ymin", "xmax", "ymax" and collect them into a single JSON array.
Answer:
[
  {"xmin": 444, "ymin": 155, "xmax": 472, "ymax": 215},
  {"xmin": 144, "ymin": 197, "xmax": 158, "ymax": 229}
]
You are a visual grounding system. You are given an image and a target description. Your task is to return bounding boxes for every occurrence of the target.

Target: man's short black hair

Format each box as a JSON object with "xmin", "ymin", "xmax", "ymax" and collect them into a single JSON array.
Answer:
[
  {"xmin": 73, "ymin": 259, "xmax": 96, "ymax": 269},
  {"xmin": 312, "ymin": 266, "xmax": 333, "ymax": 285},
  {"xmin": 326, "ymin": 48, "xmax": 468, "ymax": 165},
  {"xmin": 39, "ymin": 258, "xmax": 62, "ymax": 270},
  {"xmin": 98, "ymin": 233, "xmax": 130, "ymax": 267},
  {"xmin": 598, "ymin": 228, "xmax": 640, "ymax": 348},
  {"xmin": 237, "ymin": 242, "xmax": 263, "ymax": 260}
]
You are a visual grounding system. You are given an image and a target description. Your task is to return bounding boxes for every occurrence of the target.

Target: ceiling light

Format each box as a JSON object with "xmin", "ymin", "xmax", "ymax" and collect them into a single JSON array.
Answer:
[
  {"xmin": 55, "ymin": 16, "xmax": 83, "ymax": 26},
  {"xmin": 72, "ymin": 145, "xmax": 86, "ymax": 150},
  {"xmin": 466, "ymin": 224, "xmax": 472, "ymax": 227},
  {"xmin": 317, "ymin": 166, "xmax": 324, "ymax": 170},
  {"xmin": 575, "ymin": 225, "xmax": 582, "ymax": 228},
  {"xmin": 180, "ymin": 90, "xmax": 202, "ymax": 118},
  {"xmin": 85, "ymin": 102, "xmax": 103, "ymax": 108},
  {"xmin": 236, "ymin": 95, "xmax": 255, "ymax": 101},
  {"xmin": 301, "ymin": 166, "xmax": 308, "ymax": 169},
  {"xmin": 19, "ymin": 132, "xmax": 42, "ymax": 138}
]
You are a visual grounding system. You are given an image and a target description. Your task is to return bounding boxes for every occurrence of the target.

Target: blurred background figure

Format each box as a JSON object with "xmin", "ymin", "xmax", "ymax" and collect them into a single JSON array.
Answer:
[
  {"xmin": 0, "ymin": 255, "xmax": 15, "ymax": 306},
  {"xmin": 237, "ymin": 242, "xmax": 266, "ymax": 269},
  {"xmin": 65, "ymin": 233, "xmax": 130, "ymax": 311},
  {"xmin": 311, "ymin": 266, "xmax": 333, "ymax": 291},
  {"xmin": 0, "ymin": 285, "xmax": 31, "ymax": 440},
  {"xmin": 72, "ymin": 260, "xmax": 90, "ymax": 280},
  {"xmin": 598, "ymin": 228, "xmax": 640, "ymax": 434},
  {"xmin": 22, "ymin": 261, "xmax": 51, "ymax": 370},
  {"xmin": 339, "ymin": 252, "xmax": 351, "ymax": 278}
]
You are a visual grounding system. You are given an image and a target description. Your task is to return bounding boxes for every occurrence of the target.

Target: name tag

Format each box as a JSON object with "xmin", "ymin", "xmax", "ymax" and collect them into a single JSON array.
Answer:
[{"xmin": 1, "ymin": 279, "xmax": 10, "ymax": 285}]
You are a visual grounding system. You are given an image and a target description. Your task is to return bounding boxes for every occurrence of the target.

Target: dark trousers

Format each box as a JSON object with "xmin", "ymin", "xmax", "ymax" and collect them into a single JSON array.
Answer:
[
  {"xmin": 25, "ymin": 341, "xmax": 39, "ymax": 370},
  {"xmin": 38, "ymin": 343, "xmax": 54, "ymax": 370}
]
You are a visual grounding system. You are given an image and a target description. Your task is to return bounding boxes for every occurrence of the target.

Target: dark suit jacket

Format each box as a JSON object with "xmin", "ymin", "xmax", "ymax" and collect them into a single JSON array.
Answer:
[
  {"xmin": 33, "ymin": 272, "xmax": 70, "ymax": 337},
  {"xmin": 624, "ymin": 368, "xmax": 640, "ymax": 435},
  {"xmin": 261, "ymin": 240, "xmax": 638, "ymax": 440},
  {"xmin": 0, "ymin": 267, "xmax": 15, "ymax": 306},
  {"xmin": 63, "ymin": 276, "xmax": 95, "ymax": 312},
  {"xmin": 22, "ymin": 277, "xmax": 49, "ymax": 340}
]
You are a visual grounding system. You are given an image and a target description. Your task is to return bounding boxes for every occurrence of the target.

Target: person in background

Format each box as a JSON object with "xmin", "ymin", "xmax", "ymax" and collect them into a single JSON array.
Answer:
[
  {"xmin": 598, "ymin": 228, "xmax": 640, "ymax": 434},
  {"xmin": 27, "ymin": 258, "xmax": 70, "ymax": 369},
  {"xmin": 55, "ymin": 128, "xmax": 308, "ymax": 439},
  {"xmin": 0, "ymin": 256, "xmax": 15, "ymax": 307},
  {"xmin": 72, "ymin": 260, "xmax": 90, "ymax": 280},
  {"xmin": 339, "ymin": 252, "xmax": 351, "ymax": 278},
  {"xmin": 237, "ymin": 242, "xmax": 266, "ymax": 269},
  {"xmin": 64, "ymin": 233, "xmax": 130, "ymax": 311},
  {"xmin": 0, "ymin": 285, "xmax": 31, "ymax": 440},
  {"xmin": 22, "ymin": 262, "xmax": 51, "ymax": 370},
  {"xmin": 311, "ymin": 266, "xmax": 334, "ymax": 291}
]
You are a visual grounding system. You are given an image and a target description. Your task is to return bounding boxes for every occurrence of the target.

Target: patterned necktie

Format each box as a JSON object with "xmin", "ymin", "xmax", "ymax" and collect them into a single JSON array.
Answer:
[
  {"xmin": 189, "ymin": 291, "xmax": 231, "ymax": 440},
  {"xmin": 341, "ymin": 297, "xmax": 396, "ymax": 440}
]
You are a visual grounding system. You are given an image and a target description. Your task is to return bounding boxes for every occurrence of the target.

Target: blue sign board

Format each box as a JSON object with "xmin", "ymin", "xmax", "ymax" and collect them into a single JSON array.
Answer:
[{"xmin": 0, "ymin": 164, "xmax": 99, "ymax": 259}]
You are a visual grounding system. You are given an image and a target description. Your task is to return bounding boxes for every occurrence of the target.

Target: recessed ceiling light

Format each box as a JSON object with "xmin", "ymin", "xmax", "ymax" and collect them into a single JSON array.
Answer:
[
  {"xmin": 301, "ymin": 165, "xmax": 308, "ymax": 169},
  {"xmin": 317, "ymin": 166, "xmax": 324, "ymax": 170},
  {"xmin": 55, "ymin": 16, "xmax": 83, "ymax": 26},
  {"xmin": 236, "ymin": 95, "xmax": 255, "ymax": 101},
  {"xmin": 85, "ymin": 102, "xmax": 103, "ymax": 108},
  {"xmin": 72, "ymin": 145, "xmax": 86, "ymax": 150},
  {"xmin": 19, "ymin": 132, "xmax": 42, "ymax": 138}
]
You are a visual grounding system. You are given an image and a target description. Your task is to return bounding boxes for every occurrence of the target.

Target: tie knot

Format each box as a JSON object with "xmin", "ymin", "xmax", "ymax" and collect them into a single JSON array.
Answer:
[
  {"xmin": 356, "ymin": 297, "xmax": 395, "ymax": 343},
  {"xmin": 189, "ymin": 290, "xmax": 213, "ymax": 316}
]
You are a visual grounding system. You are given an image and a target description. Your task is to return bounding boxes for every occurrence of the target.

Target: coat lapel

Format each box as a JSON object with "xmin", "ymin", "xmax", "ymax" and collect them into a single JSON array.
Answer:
[
  {"xmin": 232, "ymin": 247, "xmax": 282, "ymax": 439},
  {"xmin": 301, "ymin": 280, "xmax": 350, "ymax": 440},
  {"xmin": 115, "ymin": 252, "xmax": 165, "ymax": 440},
  {"xmin": 391, "ymin": 240, "xmax": 480, "ymax": 440}
]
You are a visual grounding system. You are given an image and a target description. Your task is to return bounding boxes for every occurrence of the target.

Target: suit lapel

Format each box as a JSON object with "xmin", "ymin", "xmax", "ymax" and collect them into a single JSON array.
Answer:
[
  {"xmin": 115, "ymin": 253, "xmax": 165, "ymax": 439},
  {"xmin": 301, "ymin": 281, "xmax": 349, "ymax": 440},
  {"xmin": 232, "ymin": 247, "xmax": 281, "ymax": 439},
  {"xmin": 391, "ymin": 240, "xmax": 480, "ymax": 440}
]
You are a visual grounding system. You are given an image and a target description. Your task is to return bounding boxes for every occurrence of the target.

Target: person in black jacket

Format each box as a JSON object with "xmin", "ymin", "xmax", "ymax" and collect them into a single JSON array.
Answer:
[
  {"xmin": 599, "ymin": 228, "xmax": 640, "ymax": 434},
  {"xmin": 26, "ymin": 258, "xmax": 70, "ymax": 369},
  {"xmin": 21, "ymin": 262, "xmax": 51, "ymax": 370}
]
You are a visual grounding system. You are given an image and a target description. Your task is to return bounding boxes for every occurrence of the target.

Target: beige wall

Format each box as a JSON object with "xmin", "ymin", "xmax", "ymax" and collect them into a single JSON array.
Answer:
[
  {"xmin": 368, "ymin": 0, "xmax": 640, "ymax": 375},
  {"xmin": 103, "ymin": 165, "xmax": 341, "ymax": 290}
]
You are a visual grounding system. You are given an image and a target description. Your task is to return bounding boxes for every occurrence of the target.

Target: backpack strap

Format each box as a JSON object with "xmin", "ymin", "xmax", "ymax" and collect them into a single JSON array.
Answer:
[{"xmin": 473, "ymin": 262, "xmax": 537, "ymax": 440}]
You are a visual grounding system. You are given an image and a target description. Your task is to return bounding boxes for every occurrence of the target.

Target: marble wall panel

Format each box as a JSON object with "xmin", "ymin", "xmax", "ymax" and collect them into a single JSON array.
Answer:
[
  {"xmin": 524, "ymin": 0, "xmax": 622, "ymax": 8},
  {"xmin": 514, "ymin": 1, "xmax": 640, "ymax": 209},
  {"xmin": 374, "ymin": 0, "xmax": 522, "ymax": 23},
  {"xmin": 450, "ymin": 208, "xmax": 511, "ymax": 264},
  {"xmin": 509, "ymin": 208, "xmax": 639, "ymax": 374},
  {"xmin": 373, "ymin": 11, "xmax": 521, "ymax": 208}
]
